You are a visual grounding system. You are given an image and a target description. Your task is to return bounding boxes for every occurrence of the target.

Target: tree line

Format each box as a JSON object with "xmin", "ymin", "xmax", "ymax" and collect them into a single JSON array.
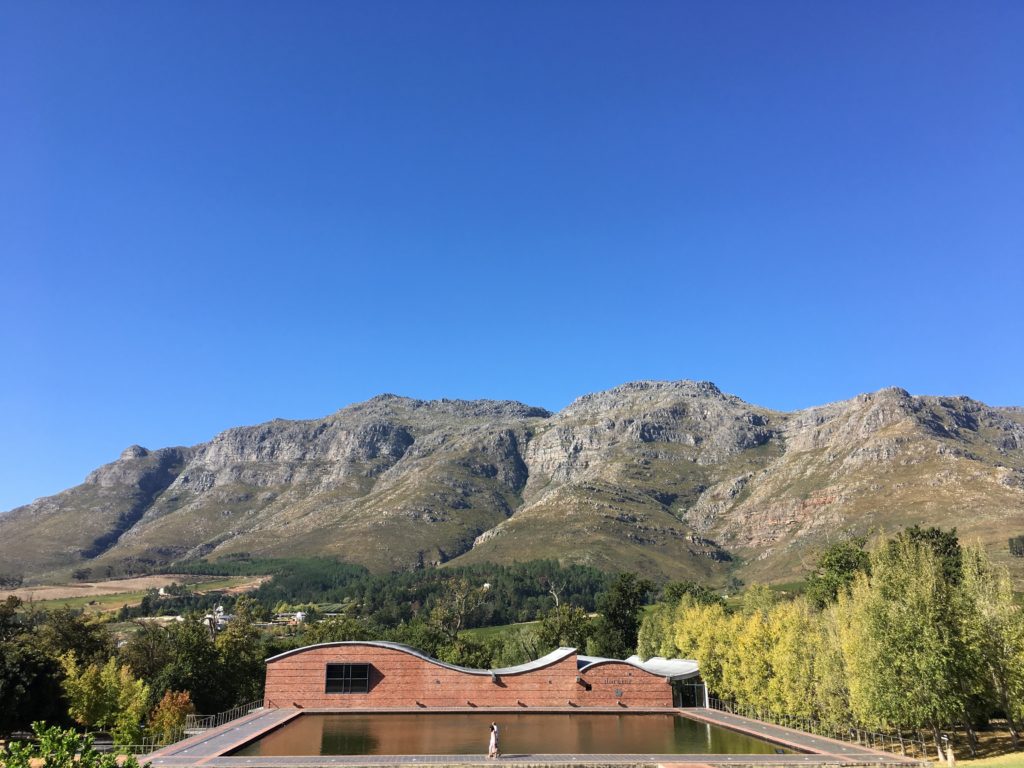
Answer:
[
  {"xmin": 637, "ymin": 527, "xmax": 1024, "ymax": 758},
  {"xmin": 0, "ymin": 561, "xmax": 642, "ymax": 746},
  {"xmin": 134, "ymin": 557, "xmax": 610, "ymax": 628}
]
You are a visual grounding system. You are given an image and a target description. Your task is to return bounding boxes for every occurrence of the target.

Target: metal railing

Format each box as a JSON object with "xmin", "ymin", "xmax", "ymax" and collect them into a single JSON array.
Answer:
[
  {"xmin": 116, "ymin": 732, "xmax": 184, "ymax": 756},
  {"xmin": 115, "ymin": 699, "xmax": 266, "ymax": 756},
  {"xmin": 707, "ymin": 697, "xmax": 931, "ymax": 760},
  {"xmin": 183, "ymin": 698, "xmax": 264, "ymax": 732}
]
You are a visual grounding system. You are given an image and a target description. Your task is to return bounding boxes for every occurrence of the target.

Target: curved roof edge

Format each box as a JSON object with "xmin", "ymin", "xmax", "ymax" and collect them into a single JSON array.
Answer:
[
  {"xmin": 577, "ymin": 654, "xmax": 700, "ymax": 681},
  {"xmin": 266, "ymin": 640, "xmax": 577, "ymax": 677}
]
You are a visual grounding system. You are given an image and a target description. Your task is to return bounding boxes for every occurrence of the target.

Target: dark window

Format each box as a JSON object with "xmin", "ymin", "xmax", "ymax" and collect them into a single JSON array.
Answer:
[{"xmin": 326, "ymin": 663, "xmax": 370, "ymax": 694}]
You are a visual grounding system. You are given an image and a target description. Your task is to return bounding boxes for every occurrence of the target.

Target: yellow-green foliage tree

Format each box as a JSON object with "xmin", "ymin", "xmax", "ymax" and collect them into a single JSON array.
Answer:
[
  {"xmin": 671, "ymin": 601, "xmax": 732, "ymax": 700},
  {"xmin": 809, "ymin": 606, "xmax": 851, "ymax": 726},
  {"xmin": 837, "ymin": 537, "xmax": 965, "ymax": 754},
  {"xmin": 60, "ymin": 655, "xmax": 151, "ymax": 746},
  {"xmin": 731, "ymin": 609, "xmax": 775, "ymax": 711},
  {"xmin": 958, "ymin": 544, "xmax": 1024, "ymax": 747},
  {"xmin": 632, "ymin": 528, "xmax": 1023, "ymax": 752},
  {"xmin": 636, "ymin": 601, "xmax": 677, "ymax": 660},
  {"xmin": 765, "ymin": 598, "xmax": 816, "ymax": 718}
]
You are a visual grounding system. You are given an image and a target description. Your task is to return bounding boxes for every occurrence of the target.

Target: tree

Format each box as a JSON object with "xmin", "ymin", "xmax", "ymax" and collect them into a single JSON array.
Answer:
[
  {"xmin": 153, "ymin": 618, "xmax": 221, "ymax": 714},
  {"xmin": 435, "ymin": 636, "xmax": 493, "ymax": 668},
  {"xmin": 838, "ymin": 537, "xmax": 966, "ymax": 757},
  {"xmin": 0, "ymin": 598, "xmax": 68, "ymax": 734},
  {"xmin": 589, "ymin": 573, "xmax": 653, "ymax": 658},
  {"xmin": 60, "ymin": 653, "xmax": 117, "ymax": 732},
  {"xmin": 637, "ymin": 602, "xmax": 676, "ymax": 660},
  {"xmin": 428, "ymin": 578, "xmax": 491, "ymax": 642},
  {"xmin": 60, "ymin": 655, "xmax": 151, "ymax": 746},
  {"xmin": 148, "ymin": 690, "xmax": 195, "ymax": 744},
  {"xmin": 386, "ymin": 619, "xmax": 448, "ymax": 659},
  {"xmin": 536, "ymin": 604, "xmax": 591, "ymax": 652},
  {"xmin": 661, "ymin": 580, "xmax": 723, "ymax": 607},
  {"xmin": 491, "ymin": 625, "xmax": 542, "ymax": 667},
  {"xmin": 958, "ymin": 544, "xmax": 1024, "ymax": 747},
  {"xmin": 809, "ymin": 605, "xmax": 851, "ymax": 726},
  {"xmin": 673, "ymin": 601, "xmax": 733, "ymax": 699},
  {"xmin": 303, "ymin": 615, "xmax": 378, "ymax": 644},
  {"xmin": 805, "ymin": 537, "xmax": 870, "ymax": 608},
  {"xmin": 119, "ymin": 622, "xmax": 175, "ymax": 683},
  {"xmin": 765, "ymin": 598, "xmax": 816, "ymax": 718},
  {"xmin": 214, "ymin": 610, "xmax": 265, "ymax": 708},
  {"xmin": 731, "ymin": 607, "xmax": 776, "ymax": 710},
  {"xmin": 898, "ymin": 526, "xmax": 962, "ymax": 585},
  {"xmin": 29, "ymin": 607, "xmax": 113, "ymax": 666},
  {"xmin": 739, "ymin": 584, "xmax": 779, "ymax": 615}
]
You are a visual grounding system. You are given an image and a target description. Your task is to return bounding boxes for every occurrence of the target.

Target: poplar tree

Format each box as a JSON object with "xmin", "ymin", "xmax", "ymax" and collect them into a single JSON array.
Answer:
[
  {"xmin": 959, "ymin": 544, "xmax": 1024, "ymax": 747},
  {"xmin": 810, "ymin": 606, "xmax": 852, "ymax": 726},
  {"xmin": 766, "ymin": 598, "xmax": 816, "ymax": 718},
  {"xmin": 636, "ymin": 602, "xmax": 677, "ymax": 660},
  {"xmin": 839, "ymin": 538, "xmax": 962, "ymax": 757},
  {"xmin": 673, "ymin": 601, "xmax": 733, "ymax": 701}
]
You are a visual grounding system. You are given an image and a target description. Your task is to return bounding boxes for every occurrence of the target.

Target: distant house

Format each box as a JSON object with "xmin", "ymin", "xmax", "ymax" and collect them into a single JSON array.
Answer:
[{"xmin": 264, "ymin": 641, "xmax": 704, "ymax": 709}]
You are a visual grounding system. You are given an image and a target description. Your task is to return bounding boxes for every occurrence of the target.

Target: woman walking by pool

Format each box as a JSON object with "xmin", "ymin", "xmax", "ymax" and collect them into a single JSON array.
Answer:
[{"xmin": 488, "ymin": 722, "xmax": 500, "ymax": 758}]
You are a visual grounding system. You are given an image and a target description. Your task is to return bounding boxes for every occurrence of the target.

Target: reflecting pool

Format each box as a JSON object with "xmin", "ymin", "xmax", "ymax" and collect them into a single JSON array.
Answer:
[{"xmin": 231, "ymin": 712, "xmax": 794, "ymax": 756}]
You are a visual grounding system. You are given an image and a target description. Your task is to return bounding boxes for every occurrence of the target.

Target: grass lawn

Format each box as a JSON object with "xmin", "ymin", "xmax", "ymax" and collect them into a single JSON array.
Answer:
[
  {"xmin": 462, "ymin": 620, "xmax": 538, "ymax": 642},
  {"xmin": 959, "ymin": 753, "xmax": 1024, "ymax": 768}
]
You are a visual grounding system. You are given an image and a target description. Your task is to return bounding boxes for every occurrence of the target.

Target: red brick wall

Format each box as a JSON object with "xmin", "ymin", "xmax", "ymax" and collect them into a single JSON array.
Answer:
[
  {"xmin": 575, "ymin": 661, "xmax": 673, "ymax": 707},
  {"xmin": 264, "ymin": 645, "xmax": 672, "ymax": 709}
]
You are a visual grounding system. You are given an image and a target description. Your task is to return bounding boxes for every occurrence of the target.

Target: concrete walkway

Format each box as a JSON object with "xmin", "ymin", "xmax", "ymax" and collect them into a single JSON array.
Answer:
[
  {"xmin": 682, "ymin": 709, "xmax": 919, "ymax": 763},
  {"xmin": 143, "ymin": 707, "xmax": 924, "ymax": 768},
  {"xmin": 148, "ymin": 708, "xmax": 301, "ymax": 762}
]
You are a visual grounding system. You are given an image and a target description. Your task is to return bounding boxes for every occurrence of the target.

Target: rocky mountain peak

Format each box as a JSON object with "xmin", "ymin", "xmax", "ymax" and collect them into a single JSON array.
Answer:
[
  {"xmin": 561, "ymin": 379, "xmax": 729, "ymax": 418},
  {"xmin": 2, "ymin": 382, "xmax": 1020, "ymax": 585},
  {"xmin": 343, "ymin": 393, "xmax": 551, "ymax": 422}
]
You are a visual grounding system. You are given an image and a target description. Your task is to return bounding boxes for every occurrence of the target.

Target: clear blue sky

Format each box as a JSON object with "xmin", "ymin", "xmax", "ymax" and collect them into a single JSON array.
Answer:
[{"xmin": 1, "ymin": 1, "xmax": 1022, "ymax": 512}]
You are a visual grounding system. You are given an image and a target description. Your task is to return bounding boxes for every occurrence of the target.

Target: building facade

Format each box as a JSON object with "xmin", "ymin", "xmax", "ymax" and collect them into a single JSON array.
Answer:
[{"xmin": 264, "ymin": 641, "xmax": 701, "ymax": 709}]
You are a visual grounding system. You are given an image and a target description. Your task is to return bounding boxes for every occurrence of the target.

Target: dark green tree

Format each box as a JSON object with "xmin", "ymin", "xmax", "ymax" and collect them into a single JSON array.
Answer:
[
  {"xmin": 215, "ymin": 609, "xmax": 265, "ymax": 707},
  {"xmin": 151, "ymin": 618, "xmax": 222, "ymax": 713},
  {"xmin": 0, "ymin": 599, "xmax": 74, "ymax": 734},
  {"xmin": 589, "ymin": 573, "xmax": 653, "ymax": 658},
  {"xmin": 536, "ymin": 604, "xmax": 591, "ymax": 652},
  {"xmin": 303, "ymin": 615, "xmax": 379, "ymax": 644},
  {"xmin": 28, "ymin": 606, "xmax": 113, "ymax": 665},
  {"xmin": 119, "ymin": 621, "xmax": 175, "ymax": 685},
  {"xmin": 661, "ymin": 580, "xmax": 724, "ymax": 607},
  {"xmin": 805, "ymin": 536, "xmax": 870, "ymax": 608},
  {"xmin": 899, "ymin": 525, "xmax": 962, "ymax": 585}
]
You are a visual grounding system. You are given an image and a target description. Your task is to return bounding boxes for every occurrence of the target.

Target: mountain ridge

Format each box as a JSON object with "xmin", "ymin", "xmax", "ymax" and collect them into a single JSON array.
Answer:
[{"xmin": 2, "ymin": 380, "xmax": 1021, "ymax": 585}]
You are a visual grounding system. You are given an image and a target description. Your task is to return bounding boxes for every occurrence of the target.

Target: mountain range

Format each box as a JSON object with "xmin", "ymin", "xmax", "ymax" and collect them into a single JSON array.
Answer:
[{"xmin": 2, "ymin": 381, "xmax": 1022, "ymax": 585}]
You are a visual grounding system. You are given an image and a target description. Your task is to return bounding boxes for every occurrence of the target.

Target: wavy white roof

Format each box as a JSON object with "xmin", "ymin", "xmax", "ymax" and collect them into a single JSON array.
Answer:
[
  {"xmin": 577, "ymin": 653, "xmax": 700, "ymax": 680},
  {"xmin": 266, "ymin": 641, "xmax": 577, "ymax": 676},
  {"xmin": 266, "ymin": 641, "xmax": 700, "ymax": 680}
]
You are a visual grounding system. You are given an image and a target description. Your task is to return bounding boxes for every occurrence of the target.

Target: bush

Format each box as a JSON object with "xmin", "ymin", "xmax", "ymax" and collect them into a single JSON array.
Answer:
[{"xmin": 1, "ymin": 722, "xmax": 147, "ymax": 768}]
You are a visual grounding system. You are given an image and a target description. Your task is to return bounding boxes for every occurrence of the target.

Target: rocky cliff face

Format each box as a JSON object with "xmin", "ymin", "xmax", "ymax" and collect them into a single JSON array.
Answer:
[{"xmin": 2, "ymin": 382, "xmax": 1021, "ymax": 584}]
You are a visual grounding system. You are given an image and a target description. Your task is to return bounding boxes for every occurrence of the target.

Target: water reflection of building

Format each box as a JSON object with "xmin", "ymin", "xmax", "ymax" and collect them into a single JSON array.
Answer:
[{"xmin": 264, "ymin": 641, "xmax": 704, "ymax": 709}]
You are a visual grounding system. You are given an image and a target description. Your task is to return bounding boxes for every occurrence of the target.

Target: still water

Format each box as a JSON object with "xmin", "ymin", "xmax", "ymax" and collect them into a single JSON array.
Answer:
[{"xmin": 231, "ymin": 712, "xmax": 792, "ymax": 756}]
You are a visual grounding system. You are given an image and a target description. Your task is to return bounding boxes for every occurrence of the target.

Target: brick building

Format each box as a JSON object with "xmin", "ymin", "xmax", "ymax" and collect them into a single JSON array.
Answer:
[{"xmin": 264, "ymin": 641, "xmax": 703, "ymax": 709}]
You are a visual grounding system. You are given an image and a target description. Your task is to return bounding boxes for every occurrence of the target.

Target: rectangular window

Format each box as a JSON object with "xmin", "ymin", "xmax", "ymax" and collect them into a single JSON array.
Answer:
[{"xmin": 325, "ymin": 663, "xmax": 370, "ymax": 694}]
